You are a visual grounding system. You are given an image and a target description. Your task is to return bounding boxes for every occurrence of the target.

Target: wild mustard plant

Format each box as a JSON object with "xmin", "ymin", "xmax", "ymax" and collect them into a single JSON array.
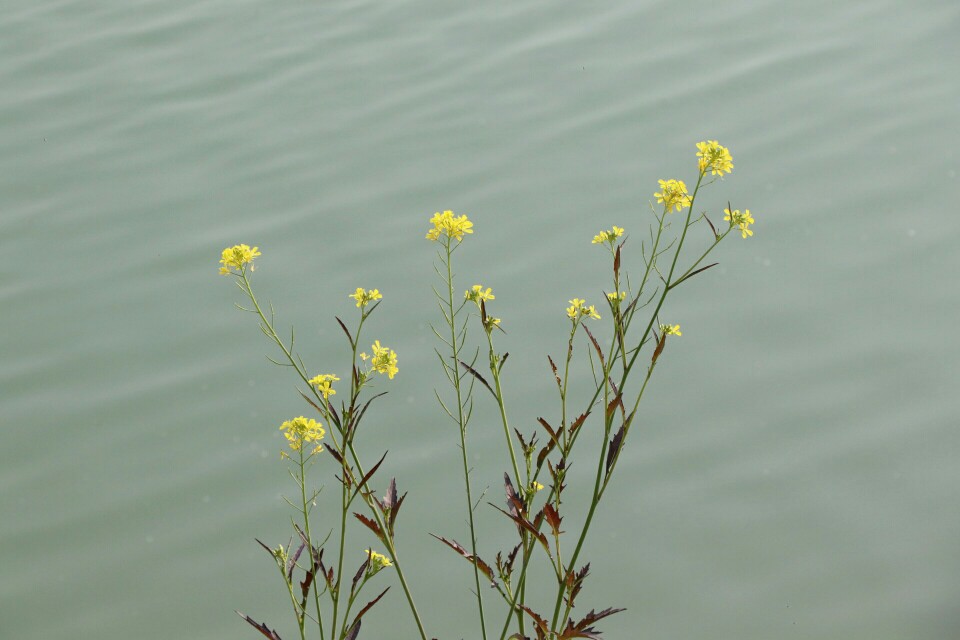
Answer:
[{"xmin": 223, "ymin": 140, "xmax": 755, "ymax": 640}]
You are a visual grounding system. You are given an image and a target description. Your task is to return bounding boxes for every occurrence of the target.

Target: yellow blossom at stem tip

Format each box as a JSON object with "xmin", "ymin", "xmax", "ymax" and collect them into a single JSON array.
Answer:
[
  {"xmin": 426, "ymin": 210, "xmax": 474, "ymax": 242},
  {"xmin": 365, "ymin": 549, "xmax": 393, "ymax": 574},
  {"xmin": 723, "ymin": 208, "xmax": 755, "ymax": 238},
  {"xmin": 308, "ymin": 373, "xmax": 340, "ymax": 400},
  {"xmin": 566, "ymin": 298, "xmax": 601, "ymax": 321},
  {"xmin": 592, "ymin": 225, "xmax": 624, "ymax": 246},
  {"xmin": 465, "ymin": 285, "xmax": 495, "ymax": 305},
  {"xmin": 654, "ymin": 179, "xmax": 691, "ymax": 213},
  {"xmin": 349, "ymin": 288, "xmax": 382, "ymax": 308},
  {"xmin": 218, "ymin": 244, "xmax": 261, "ymax": 275},
  {"xmin": 696, "ymin": 140, "xmax": 734, "ymax": 176},
  {"xmin": 660, "ymin": 324, "xmax": 682, "ymax": 337},
  {"xmin": 279, "ymin": 416, "xmax": 325, "ymax": 452},
  {"xmin": 369, "ymin": 340, "xmax": 399, "ymax": 379}
]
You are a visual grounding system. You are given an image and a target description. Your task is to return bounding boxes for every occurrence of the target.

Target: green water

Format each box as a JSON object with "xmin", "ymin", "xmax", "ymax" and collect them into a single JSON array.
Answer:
[{"xmin": 2, "ymin": 1, "xmax": 959, "ymax": 638}]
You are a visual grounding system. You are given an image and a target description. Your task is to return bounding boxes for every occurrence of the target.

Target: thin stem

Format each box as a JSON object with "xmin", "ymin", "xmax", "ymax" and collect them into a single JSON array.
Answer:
[{"xmin": 441, "ymin": 239, "xmax": 488, "ymax": 640}]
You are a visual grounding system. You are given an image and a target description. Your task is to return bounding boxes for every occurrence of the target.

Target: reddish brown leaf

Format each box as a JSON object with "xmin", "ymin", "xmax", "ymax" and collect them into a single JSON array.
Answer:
[
  {"xmin": 236, "ymin": 611, "xmax": 283, "ymax": 640},
  {"xmin": 542, "ymin": 503, "xmax": 563, "ymax": 536},
  {"xmin": 569, "ymin": 411, "xmax": 590, "ymax": 437},
  {"xmin": 356, "ymin": 452, "xmax": 388, "ymax": 496},
  {"xmin": 537, "ymin": 417, "xmax": 561, "ymax": 448},
  {"xmin": 349, "ymin": 587, "xmax": 390, "ymax": 631},
  {"xmin": 605, "ymin": 393, "xmax": 623, "ymax": 421},
  {"xmin": 335, "ymin": 316, "xmax": 354, "ymax": 346},
  {"xmin": 651, "ymin": 332, "xmax": 666, "ymax": 365},
  {"xmin": 353, "ymin": 513, "xmax": 383, "ymax": 541},
  {"xmin": 606, "ymin": 426, "xmax": 625, "ymax": 475},
  {"xmin": 430, "ymin": 534, "xmax": 495, "ymax": 582},
  {"xmin": 459, "ymin": 359, "xmax": 497, "ymax": 399},
  {"xmin": 352, "ymin": 555, "xmax": 370, "ymax": 594},
  {"xmin": 581, "ymin": 324, "xmax": 605, "ymax": 369},
  {"xmin": 519, "ymin": 605, "xmax": 550, "ymax": 640},
  {"xmin": 343, "ymin": 620, "xmax": 361, "ymax": 640},
  {"xmin": 547, "ymin": 355, "xmax": 562, "ymax": 389}
]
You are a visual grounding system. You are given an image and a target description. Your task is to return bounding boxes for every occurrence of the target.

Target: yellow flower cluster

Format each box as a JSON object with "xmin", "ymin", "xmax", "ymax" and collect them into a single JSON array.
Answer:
[
  {"xmin": 607, "ymin": 291, "xmax": 627, "ymax": 304},
  {"xmin": 218, "ymin": 244, "xmax": 261, "ymax": 275},
  {"xmin": 723, "ymin": 207, "xmax": 755, "ymax": 238},
  {"xmin": 308, "ymin": 373, "xmax": 339, "ymax": 400},
  {"xmin": 592, "ymin": 226, "xmax": 624, "ymax": 246},
  {"xmin": 696, "ymin": 140, "xmax": 734, "ymax": 176},
  {"xmin": 660, "ymin": 324, "xmax": 682, "ymax": 337},
  {"xmin": 532, "ymin": 481, "xmax": 544, "ymax": 492},
  {"xmin": 349, "ymin": 288, "xmax": 382, "ymax": 308},
  {"xmin": 426, "ymin": 210, "xmax": 474, "ymax": 242},
  {"xmin": 465, "ymin": 285, "xmax": 495, "ymax": 305},
  {"xmin": 654, "ymin": 179, "xmax": 691, "ymax": 213},
  {"xmin": 365, "ymin": 549, "xmax": 393, "ymax": 575},
  {"xmin": 362, "ymin": 340, "xmax": 399, "ymax": 379},
  {"xmin": 279, "ymin": 416, "xmax": 326, "ymax": 453},
  {"xmin": 566, "ymin": 298, "xmax": 601, "ymax": 321}
]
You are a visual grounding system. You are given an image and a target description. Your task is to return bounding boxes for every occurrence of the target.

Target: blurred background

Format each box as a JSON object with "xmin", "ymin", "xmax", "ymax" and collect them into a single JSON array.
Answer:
[{"xmin": 2, "ymin": 1, "xmax": 958, "ymax": 638}]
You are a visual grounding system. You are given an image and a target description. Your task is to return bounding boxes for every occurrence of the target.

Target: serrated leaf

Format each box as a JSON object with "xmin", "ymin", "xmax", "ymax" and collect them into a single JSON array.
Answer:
[
  {"xmin": 542, "ymin": 503, "xmax": 563, "ymax": 536},
  {"xmin": 236, "ymin": 611, "xmax": 283, "ymax": 640},
  {"xmin": 353, "ymin": 513, "xmax": 384, "ymax": 541},
  {"xmin": 430, "ymin": 534, "xmax": 495, "ymax": 582}
]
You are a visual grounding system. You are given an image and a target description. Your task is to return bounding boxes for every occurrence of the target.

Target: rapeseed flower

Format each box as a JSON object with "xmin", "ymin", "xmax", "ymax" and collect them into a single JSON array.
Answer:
[
  {"xmin": 279, "ymin": 416, "xmax": 325, "ymax": 452},
  {"xmin": 465, "ymin": 285, "xmax": 495, "ymax": 305},
  {"xmin": 426, "ymin": 210, "xmax": 474, "ymax": 242},
  {"xmin": 654, "ymin": 179, "xmax": 691, "ymax": 213},
  {"xmin": 607, "ymin": 291, "xmax": 627, "ymax": 304},
  {"xmin": 659, "ymin": 324, "xmax": 682, "ymax": 337},
  {"xmin": 369, "ymin": 340, "xmax": 399, "ymax": 379},
  {"xmin": 219, "ymin": 244, "xmax": 261, "ymax": 275},
  {"xmin": 566, "ymin": 298, "xmax": 601, "ymax": 321},
  {"xmin": 349, "ymin": 287, "xmax": 382, "ymax": 308},
  {"xmin": 592, "ymin": 225, "xmax": 624, "ymax": 247},
  {"xmin": 308, "ymin": 373, "xmax": 339, "ymax": 400},
  {"xmin": 365, "ymin": 549, "xmax": 393, "ymax": 575},
  {"xmin": 723, "ymin": 207, "xmax": 755, "ymax": 238},
  {"xmin": 696, "ymin": 140, "xmax": 734, "ymax": 176}
]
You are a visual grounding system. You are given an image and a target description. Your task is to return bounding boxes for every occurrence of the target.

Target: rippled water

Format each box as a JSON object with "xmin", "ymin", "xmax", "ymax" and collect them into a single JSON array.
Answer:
[{"xmin": 2, "ymin": 1, "xmax": 959, "ymax": 638}]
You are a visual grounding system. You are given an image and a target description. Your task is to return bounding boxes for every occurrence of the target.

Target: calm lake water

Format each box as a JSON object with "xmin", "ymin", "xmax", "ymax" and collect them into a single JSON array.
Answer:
[{"xmin": 2, "ymin": 1, "xmax": 959, "ymax": 638}]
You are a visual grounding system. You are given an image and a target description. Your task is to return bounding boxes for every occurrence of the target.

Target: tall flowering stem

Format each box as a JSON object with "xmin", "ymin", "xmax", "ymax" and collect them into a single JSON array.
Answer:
[
  {"xmin": 227, "ymin": 266, "xmax": 428, "ymax": 640},
  {"xmin": 428, "ymin": 211, "xmax": 488, "ymax": 640}
]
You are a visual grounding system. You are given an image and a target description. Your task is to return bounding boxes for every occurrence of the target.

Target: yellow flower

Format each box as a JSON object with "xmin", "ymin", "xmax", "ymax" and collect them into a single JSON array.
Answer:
[
  {"xmin": 465, "ymin": 285, "xmax": 495, "ymax": 305},
  {"xmin": 279, "ymin": 416, "xmax": 326, "ymax": 452},
  {"xmin": 426, "ymin": 210, "xmax": 474, "ymax": 242},
  {"xmin": 659, "ymin": 324, "xmax": 682, "ymax": 337},
  {"xmin": 365, "ymin": 549, "xmax": 393, "ymax": 575},
  {"xmin": 696, "ymin": 140, "xmax": 734, "ymax": 176},
  {"xmin": 369, "ymin": 340, "xmax": 399, "ymax": 379},
  {"xmin": 591, "ymin": 225, "xmax": 625, "ymax": 246},
  {"xmin": 723, "ymin": 207, "xmax": 755, "ymax": 238},
  {"xmin": 218, "ymin": 244, "xmax": 261, "ymax": 275},
  {"xmin": 607, "ymin": 291, "xmax": 627, "ymax": 304},
  {"xmin": 308, "ymin": 373, "xmax": 340, "ymax": 400},
  {"xmin": 486, "ymin": 316, "xmax": 501, "ymax": 328},
  {"xmin": 654, "ymin": 179, "xmax": 691, "ymax": 213},
  {"xmin": 349, "ymin": 288, "xmax": 383, "ymax": 308},
  {"xmin": 532, "ymin": 481, "xmax": 544, "ymax": 492},
  {"xmin": 566, "ymin": 298, "xmax": 601, "ymax": 321}
]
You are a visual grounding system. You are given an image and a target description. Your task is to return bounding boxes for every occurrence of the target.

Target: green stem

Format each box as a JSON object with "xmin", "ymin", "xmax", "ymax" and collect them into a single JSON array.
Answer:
[
  {"xmin": 239, "ymin": 274, "xmax": 428, "ymax": 640},
  {"xmin": 442, "ymin": 240, "xmax": 488, "ymax": 640}
]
